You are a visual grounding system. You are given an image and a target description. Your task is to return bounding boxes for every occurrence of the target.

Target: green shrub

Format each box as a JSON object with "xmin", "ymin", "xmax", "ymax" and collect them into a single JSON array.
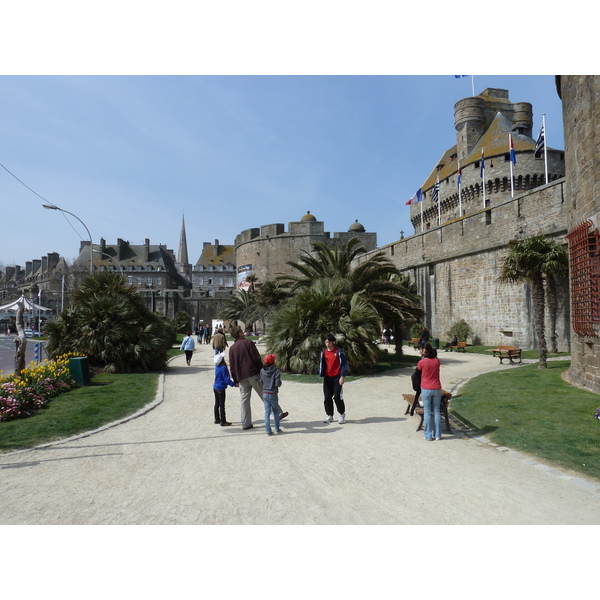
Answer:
[{"xmin": 446, "ymin": 319, "xmax": 473, "ymax": 342}]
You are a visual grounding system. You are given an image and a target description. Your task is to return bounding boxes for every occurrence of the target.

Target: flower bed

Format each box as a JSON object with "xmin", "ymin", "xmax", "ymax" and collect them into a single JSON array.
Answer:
[{"xmin": 0, "ymin": 354, "xmax": 79, "ymax": 422}]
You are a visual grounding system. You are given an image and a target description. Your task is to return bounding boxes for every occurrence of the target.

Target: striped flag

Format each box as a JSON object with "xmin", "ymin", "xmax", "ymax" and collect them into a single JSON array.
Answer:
[
  {"xmin": 432, "ymin": 180, "xmax": 440, "ymax": 203},
  {"xmin": 535, "ymin": 121, "xmax": 545, "ymax": 158}
]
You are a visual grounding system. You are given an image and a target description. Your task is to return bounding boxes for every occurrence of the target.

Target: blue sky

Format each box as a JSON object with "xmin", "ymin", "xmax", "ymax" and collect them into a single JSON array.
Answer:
[{"xmin": 0, "ymin": 74, "xmax": 565, "ymax": 268}]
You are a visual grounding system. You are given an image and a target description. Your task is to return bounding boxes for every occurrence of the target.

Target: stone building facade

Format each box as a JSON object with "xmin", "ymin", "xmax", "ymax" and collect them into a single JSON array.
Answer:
[
  {"xmin": 235, "ymin": 211, "xmax": 377, "ymax": 286},
  {"xmin": 559, "ymin": 75, "xmax": 600, "ymax": 394}
]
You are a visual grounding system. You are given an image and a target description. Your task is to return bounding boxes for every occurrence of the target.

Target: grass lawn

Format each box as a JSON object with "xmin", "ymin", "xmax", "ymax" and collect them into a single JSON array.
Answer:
[
  {"xmin": 0, "ymin": 372, "xmax": 159, "ymax": 452},
  {"xmin": 451, "ymin": 360, "xmax": 600, "ymax": 480}
]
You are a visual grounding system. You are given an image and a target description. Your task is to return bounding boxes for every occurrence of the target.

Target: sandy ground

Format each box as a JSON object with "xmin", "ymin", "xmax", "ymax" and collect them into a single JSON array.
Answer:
[{"xmin": 1, "ymin": 343, "xmax": 599, "ymax": 525}]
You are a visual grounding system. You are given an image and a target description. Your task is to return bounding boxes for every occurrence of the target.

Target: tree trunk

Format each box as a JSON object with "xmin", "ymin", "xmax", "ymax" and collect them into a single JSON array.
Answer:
[
  {"xmin": 392, "ymin": 324, "xmax": 404, "ymax": 358},
  {"xmin": 531, "ymin": 277, "xmax": 547, "ymax": 368},
  {"xmin": 14, "ymin": 301, "xmax": 27, "ymax": 375},
  {"xmin": 545, "ymin": 274, "xmax": 559, "ymax": 354}
]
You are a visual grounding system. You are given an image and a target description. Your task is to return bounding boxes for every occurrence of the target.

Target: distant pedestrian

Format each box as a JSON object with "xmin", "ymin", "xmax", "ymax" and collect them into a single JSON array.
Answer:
[
  {"xmin": 213, "ymin": 353, "xmax": 235, "ymax": 426},
  {"xmin": 180, "ymin": 331, "xmax": 195, "ymax": 366},
  {"xmin": 212, "ymin": 327, "xmax": 228, "ymax": 355},
  {"xmin": 418, "ymin": 327, "xmax": 430, "ymax": 349},
  {"xmin": 259, "ymin": 354, "xmax": 284, "ymax": 435},
  {"xmin": 319, "ymin": 333, "xmax": 348, "ymax": 424}
]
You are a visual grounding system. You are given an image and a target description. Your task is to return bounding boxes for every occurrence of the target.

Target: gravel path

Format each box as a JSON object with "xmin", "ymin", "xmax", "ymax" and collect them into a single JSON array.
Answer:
[{"xmin": 1, "ymin": 345, "xmax": 598, "ymax": 525}]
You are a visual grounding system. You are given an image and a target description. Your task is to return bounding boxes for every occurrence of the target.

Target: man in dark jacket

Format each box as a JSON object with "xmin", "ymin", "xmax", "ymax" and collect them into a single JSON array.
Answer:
[{"xmin": 228, "ymin": 326, "xmax": 263, "ymax": 429}]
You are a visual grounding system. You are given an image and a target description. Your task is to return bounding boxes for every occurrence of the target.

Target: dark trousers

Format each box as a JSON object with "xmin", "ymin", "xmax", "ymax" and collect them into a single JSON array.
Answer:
[
  {"xmin": 213, "ymin": 388, "xmax": 227, "ymax": 423},
  {"xmin": 323, "ymin": 375, "xmax": 345, "ymax": 416}
]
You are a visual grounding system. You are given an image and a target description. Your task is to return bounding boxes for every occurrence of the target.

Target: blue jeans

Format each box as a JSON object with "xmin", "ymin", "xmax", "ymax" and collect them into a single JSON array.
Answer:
[
  {"xmin": 262, "ymin": 392, "xmax": 282, "ymax": 434},
  {"xmin": 421, "ymin": 388, "xmax": 442, "ymax": 440}
]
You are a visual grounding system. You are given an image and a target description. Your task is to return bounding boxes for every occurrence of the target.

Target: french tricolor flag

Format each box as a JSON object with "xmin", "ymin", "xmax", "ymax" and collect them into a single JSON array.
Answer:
[{"xmin": 509, "ymin": 134, "xmax": 517, "ymax": 165}]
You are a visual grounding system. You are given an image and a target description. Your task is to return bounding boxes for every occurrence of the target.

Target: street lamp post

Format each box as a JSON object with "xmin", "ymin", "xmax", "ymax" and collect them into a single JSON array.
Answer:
[{"xmin": 42, "ymin": 203, "xmax": 93, "ymax": 272}]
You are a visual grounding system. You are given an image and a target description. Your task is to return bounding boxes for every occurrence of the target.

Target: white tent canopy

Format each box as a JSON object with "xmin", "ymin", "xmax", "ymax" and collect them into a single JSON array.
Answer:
[{"xmin": 0, "ymin": 295, "xmax": 52, "ymax": 312}]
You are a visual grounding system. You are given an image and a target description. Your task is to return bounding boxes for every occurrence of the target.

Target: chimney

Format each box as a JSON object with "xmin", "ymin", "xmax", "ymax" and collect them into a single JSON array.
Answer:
[{"xmin": 144, "ymin": 238, "xmax": 150, "ymax": 262}]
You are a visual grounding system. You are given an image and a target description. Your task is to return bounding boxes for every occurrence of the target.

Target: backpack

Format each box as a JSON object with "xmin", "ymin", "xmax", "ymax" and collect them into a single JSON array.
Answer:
[{"xmin": 411, "ymin": 367, "xmax": 421, "ymax": 392}]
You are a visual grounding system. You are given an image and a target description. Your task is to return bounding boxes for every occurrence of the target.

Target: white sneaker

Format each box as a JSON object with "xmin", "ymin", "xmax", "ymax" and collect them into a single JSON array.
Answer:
[
  {"xmin": 338, "ymin": 414, "xmax": 346, "ymax": 424},
  {"xmin": 324, "ymin": 415, "xmax": 333, "ymax": 423}
]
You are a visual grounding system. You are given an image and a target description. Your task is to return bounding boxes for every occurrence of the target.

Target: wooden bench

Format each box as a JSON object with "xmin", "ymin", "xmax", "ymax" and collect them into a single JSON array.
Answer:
[
  {"xmin": 489, "ymin": 345, "xmax": 522, "ymax": 365},
  {"xmin": 402, "ymin": 391, "xmax": 452, "ymax": 433},
  {"xmin": 445, "ymin": 341, "xmax": 468, "ymax": 352},
  {"xmin": 407, "ymin": 337, "xmax": 420, "ymax": 347}
]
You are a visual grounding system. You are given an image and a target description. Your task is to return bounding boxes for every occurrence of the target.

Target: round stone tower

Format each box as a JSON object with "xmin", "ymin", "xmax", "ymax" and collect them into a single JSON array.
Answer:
[
  {"xmin": 513, "ymin": 102, "xmax": 533, "ymax": 137},
  {"xmin": 454, "ymin": 97, "xmax": 485, "ymax": 160}
]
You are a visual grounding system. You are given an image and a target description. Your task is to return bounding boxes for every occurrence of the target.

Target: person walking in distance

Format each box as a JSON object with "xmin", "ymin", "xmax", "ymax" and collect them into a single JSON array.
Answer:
[
  {"xmin": 180, "ymin": 331, "xmax": 195, "ymax": 366},
  {"xmin": 211, "ymin": 326, "xmax": 228, "ymax": 355},
  {"xmin": 319, "ymin": 333, "xmax": 348, "ymax": 424}
]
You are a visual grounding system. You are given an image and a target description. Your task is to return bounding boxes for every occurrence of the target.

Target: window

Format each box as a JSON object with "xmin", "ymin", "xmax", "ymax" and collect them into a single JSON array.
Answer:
[
  {"xmin": 197, "ymin": 276, "xmax": 204, "ymax": 286},
  {"xmin": 226, "ymin": 276, "xmax": 234, "ymax": 287},
  {"xmin": 218, "ymin": 276, "xmax": 224, "ymax": 286},
  {"xmin": 566, "ymin": 220, "xmax": 600, "ymax": 336},
  {"xmin": 127, "ymin": 276, "xmax": 133, "ymax": 286},
  {"xmin": 156, "ymin": 276, "xmax": 162, "ymax": 285},
  {"xmin": 146, "ymin": 277, "xmax": 152, "ymax": 286},
  {"xmin": 136, "ymin": 277, "xmax": 143, "ymax": 285}
]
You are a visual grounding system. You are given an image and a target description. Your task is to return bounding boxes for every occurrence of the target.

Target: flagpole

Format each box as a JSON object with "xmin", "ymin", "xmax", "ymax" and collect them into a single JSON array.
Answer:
[
  {"xmin": 481, "ymin": 149, "xmax": 486, "ymax": 207},
  {"xmin": 542, "ymin": 114, "xmax": 548, "ymax": 184},
  {"xmin": 458, "ymin": 162, "xmax": 462, "ymax": 217},
  {"xmin": 437, "ymin": 174, "xmax": 441, "ymax": 226},
  {"xmin": 471, "ymin": 75, "xmax": 475, "ymax": 96},
  {"xmin": 509, "ymin": 134, "xmax": 514, "ymax": 198},
  {"xmin": 420, "ymin": 198, "xmax": 423, "ymax": 233}
]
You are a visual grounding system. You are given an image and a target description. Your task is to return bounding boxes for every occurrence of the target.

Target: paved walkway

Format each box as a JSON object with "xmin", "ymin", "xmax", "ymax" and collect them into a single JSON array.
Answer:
[{"xmin": 1, "ymin": 345, "xmax": 599, "ymax": 524}]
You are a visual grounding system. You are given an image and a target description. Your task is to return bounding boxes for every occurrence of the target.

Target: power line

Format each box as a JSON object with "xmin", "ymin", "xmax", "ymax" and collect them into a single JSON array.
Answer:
[{"xmin": 0, "ymin": 161, "xmax": 85, "ymax": 241}]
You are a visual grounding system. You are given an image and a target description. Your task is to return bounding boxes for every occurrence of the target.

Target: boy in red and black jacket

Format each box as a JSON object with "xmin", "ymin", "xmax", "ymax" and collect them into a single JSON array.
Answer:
[{"xmin": 319, "ymin": 333, "xmax": 348, "ymax": 424}]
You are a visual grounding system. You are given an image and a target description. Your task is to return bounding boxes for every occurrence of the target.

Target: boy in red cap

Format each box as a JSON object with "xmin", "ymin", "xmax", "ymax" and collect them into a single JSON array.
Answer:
[{"xmin": 259, "ymin": 354, "xmax": 286, "ymax": 435}]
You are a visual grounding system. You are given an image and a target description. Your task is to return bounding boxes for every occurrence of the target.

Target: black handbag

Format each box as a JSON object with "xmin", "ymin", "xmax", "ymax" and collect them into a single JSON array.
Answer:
[{"xmin": 411, "ymin": 367, "xmax": 421, "ymax": 392}]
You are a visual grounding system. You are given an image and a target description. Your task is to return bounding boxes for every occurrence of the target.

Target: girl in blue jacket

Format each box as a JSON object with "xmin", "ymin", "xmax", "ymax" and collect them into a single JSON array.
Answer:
[{"xmin": 213, "ymin": 353, "xmax": 236, "ymax": 426}]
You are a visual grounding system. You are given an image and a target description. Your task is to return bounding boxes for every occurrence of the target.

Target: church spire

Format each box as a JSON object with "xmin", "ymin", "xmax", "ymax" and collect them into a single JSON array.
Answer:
[{"xmin": 178, "ymin": 215, "xmax": 189, "ymax": 267}]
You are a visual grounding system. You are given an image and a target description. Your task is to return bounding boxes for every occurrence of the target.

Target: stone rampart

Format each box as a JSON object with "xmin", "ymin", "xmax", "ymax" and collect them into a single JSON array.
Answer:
[{"xmin": 363, "ymin": 179, "xmax": 570, "ymax": 349}]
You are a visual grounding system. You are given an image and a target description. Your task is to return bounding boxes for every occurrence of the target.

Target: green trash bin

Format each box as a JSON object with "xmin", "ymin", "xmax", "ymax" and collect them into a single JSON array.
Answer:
[
  {"xmin": 69, "ymin": 357, "xmax": 91, "ymax": 386},
  {"xmin": 432, "ymin": 338, "xmax": 439, "ymax": 349}
]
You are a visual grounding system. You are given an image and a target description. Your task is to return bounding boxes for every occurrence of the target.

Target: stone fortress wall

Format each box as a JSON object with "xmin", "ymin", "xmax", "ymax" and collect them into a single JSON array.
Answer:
[
  {"xmin": 369, "ymin": 179, "xmax": 569, "ymax": 349},
  {"xmin": 235, "ymin": 212, "xmax": 377, "ymax": 283}
]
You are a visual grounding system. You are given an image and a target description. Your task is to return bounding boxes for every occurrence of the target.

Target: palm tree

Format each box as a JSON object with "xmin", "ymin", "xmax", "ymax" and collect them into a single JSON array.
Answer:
[
  {"xmin": 45, "ymin": 271, "xmax": 175, "ymax": 372},
  {"xmin": 221, "ymin": 288, "xmax": 259, "ymax": 332},
  {"xmin": 499, "ymin": 236, "xmax": 568, "ymax": 368},
  {"xmin": 267, "ymin": 239, "xmax": 423, "ymax": 372}
]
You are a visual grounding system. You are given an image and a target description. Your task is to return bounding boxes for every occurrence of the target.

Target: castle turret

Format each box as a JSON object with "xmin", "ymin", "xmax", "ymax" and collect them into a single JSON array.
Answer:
[{"xmin": 454, "ymin": 97, "xmax": 485, "ymax": 160}]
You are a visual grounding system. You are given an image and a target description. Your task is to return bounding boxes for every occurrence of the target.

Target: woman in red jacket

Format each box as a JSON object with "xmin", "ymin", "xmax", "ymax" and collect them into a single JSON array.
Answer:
[{"xmin": 417, "ymin": 342, "xmax": 443, "ymax": 441}]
